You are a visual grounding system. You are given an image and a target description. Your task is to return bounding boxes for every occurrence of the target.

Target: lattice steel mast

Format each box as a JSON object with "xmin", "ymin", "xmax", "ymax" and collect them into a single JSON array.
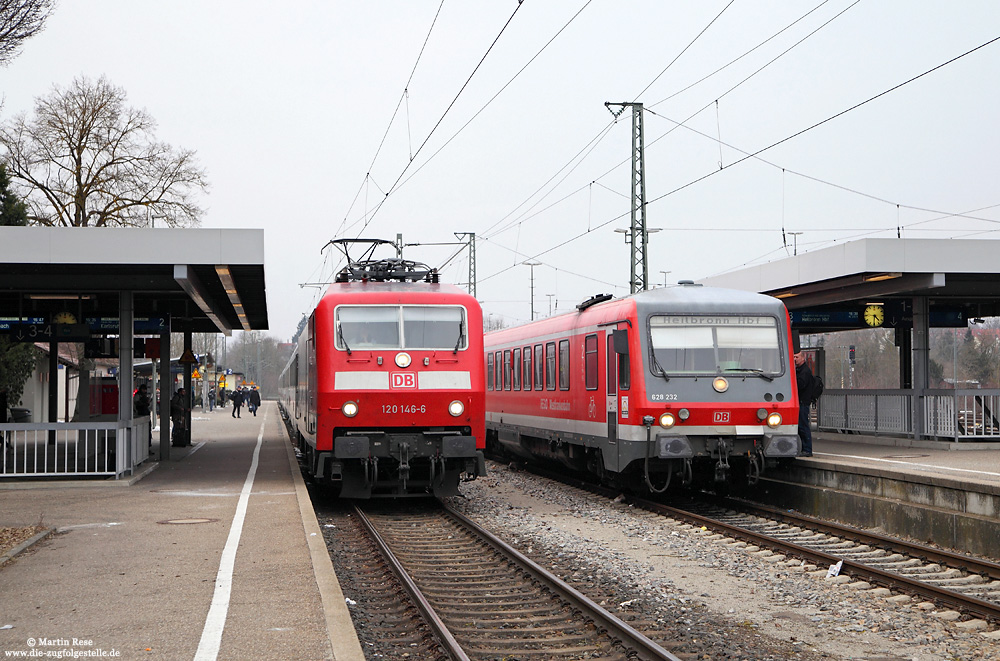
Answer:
[{"xmin": 606, "ymin": 101, "xmax": 648, "ymax": 293}]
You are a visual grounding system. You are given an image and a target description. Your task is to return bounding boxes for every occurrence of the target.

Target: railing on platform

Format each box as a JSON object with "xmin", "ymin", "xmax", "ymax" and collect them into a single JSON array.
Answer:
[
  {"xmin": 818, "ymin": 388, "xmax": 1000, "ymax": 441},
  {"xmin": 0, "ymin": 418, "xmax": 150, "ymax": 479}
]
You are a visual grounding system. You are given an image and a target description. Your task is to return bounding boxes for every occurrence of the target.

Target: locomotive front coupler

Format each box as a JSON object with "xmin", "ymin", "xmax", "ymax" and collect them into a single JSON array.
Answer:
[{"xmin": 713, "ymin": 438, "xmax": 731, "ymax": 483}]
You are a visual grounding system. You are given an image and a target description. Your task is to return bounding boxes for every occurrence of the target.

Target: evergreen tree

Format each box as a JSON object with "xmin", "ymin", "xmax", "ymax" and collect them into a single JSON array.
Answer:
[
  {"xmin": 0, "ymin": 164, "xmax": 36, "ymax": 418},
  {"xmin": 0, "ymin": 163, "xmax": 28, "ymax": 225}
]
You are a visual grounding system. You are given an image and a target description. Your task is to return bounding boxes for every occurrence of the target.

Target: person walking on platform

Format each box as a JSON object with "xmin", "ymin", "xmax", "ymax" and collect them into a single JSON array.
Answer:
[
  {"xmin": 794, "ymin": 352, "xmax": 817, "ymax": 457},
  {"xmin": 230, "ymin": 387, "xmax": 244, "ymax": 418},
  {"xmin": 133, "ymin": 384, "xmax": 152, "ymax": 448},
  {"xmin": 248, "ymin": 386, "xmax": 261, "ymax": 416}
]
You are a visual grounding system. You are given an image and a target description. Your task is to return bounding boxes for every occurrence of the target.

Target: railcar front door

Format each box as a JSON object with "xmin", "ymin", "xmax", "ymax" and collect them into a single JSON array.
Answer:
[{"xmin": 606, "ymin": 333, "xmax": 618, "ymax": 451}]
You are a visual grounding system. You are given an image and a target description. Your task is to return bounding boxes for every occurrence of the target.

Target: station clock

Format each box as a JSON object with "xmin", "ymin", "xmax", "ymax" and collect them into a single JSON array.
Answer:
[
  {"xmin": 52, "ymin": 311, "xmax": 78, "ymax": 325},
  {"xmin": 863, "ymin": 305, "xmax": 884, "ymax": 327}
]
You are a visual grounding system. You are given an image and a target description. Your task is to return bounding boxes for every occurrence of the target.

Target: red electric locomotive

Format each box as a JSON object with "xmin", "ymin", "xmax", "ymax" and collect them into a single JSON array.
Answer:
[
  {"xmin": 279, "ymin": 240, "xmax": 487, "ymax": 498},
  {"xmin": 484, "ymin": 282, "xmax": 801, "ymax": 493}
]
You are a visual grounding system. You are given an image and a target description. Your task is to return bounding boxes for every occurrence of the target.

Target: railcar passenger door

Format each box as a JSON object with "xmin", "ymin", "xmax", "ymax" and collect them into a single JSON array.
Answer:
[{"xmin": 606, "ymin": 333, "xmax": 618, "ymax": 446}]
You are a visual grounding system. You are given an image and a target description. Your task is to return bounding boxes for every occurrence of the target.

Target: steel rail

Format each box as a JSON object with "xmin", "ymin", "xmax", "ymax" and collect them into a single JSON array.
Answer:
[
  {"xmin": 627, "ymin": 495, "xmax": 1000, "ymax": 623},
  {"xmin": 440, "ymin": 501, "xmax": 683, "ymax": 661},
  {"xmin": 719, "ymin": 496, "xmax": 1000, "ymax": 581},
  {"xmin": 353, "ymin": 504, "xmax": 471, "ymax": 661},
  {"xmin": 508, "ymin": 461, "xmax": 1000, "ymax": 622}
]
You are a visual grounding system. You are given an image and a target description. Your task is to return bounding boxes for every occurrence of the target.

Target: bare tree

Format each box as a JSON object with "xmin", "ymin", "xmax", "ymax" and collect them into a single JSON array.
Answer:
[
  {"xmin": 0, "ymin": 0, "xmax": 54, "ymax": 67},
  {"xmin": 0, "ymin": 75, "xmax": 208, "ymax": 227}
]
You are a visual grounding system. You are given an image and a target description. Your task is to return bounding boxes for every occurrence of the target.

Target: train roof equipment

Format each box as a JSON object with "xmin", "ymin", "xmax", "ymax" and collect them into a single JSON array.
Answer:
[{"xmin": 325, "ymin": 238, "xmax": 440, "ymax": 284}]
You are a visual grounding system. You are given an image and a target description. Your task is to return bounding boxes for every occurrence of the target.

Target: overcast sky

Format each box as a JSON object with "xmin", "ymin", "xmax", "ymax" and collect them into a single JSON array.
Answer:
[{"xmin": 2, "ymin": 1, "xmax": 998, "ymax": 341}]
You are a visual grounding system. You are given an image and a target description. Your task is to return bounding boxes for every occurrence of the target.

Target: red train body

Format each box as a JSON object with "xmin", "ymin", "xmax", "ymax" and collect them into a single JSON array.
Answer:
[
  {"xmin": 280, "ymin": 280, "xmax": 487, "ymax": 498},
  {"xmin": 484, "ymin": 284, "xmax": 801, "ymax": 492}
]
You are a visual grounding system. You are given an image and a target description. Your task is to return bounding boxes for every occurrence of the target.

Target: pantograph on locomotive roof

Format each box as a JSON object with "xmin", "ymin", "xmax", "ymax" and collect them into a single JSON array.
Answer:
[{"xmin": 324, "ymin": 238, "xmax": 441, "ymax": 284}]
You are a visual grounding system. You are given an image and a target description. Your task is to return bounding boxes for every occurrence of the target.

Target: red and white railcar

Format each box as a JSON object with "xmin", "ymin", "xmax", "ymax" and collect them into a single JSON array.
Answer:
[
  {"xmin": 484, "ymin": 283, "xmax": 800, "ymax": 492},
  {"xmin": 279, "ymin": 248, "xmax": 486, "ymax": 498}
]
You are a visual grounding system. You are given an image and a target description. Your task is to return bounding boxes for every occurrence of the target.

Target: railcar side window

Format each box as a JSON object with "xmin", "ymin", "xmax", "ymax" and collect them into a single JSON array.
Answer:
[
  {"xmin": 512, "ymin": 348, "xmax": 521, "ymax": 390},
  {"xmin": 585, "ymin": 334, "xmax": 598, "ymax": 390},
  {"xmin": 503, "ymin": 350, "xmax": 511, "ymax": 391},
  {"xmin": 544, "ymin": 342, "xmax": 556, "ymax": 391},
  {"xmin": 619, "ymin": 349, "xmax": 630, "ymax": 390},
  {"xmin": 558, "ymin": 340, "xmax": 570, "ymax": 390},
  {"xmin": 486, "ymin": 352, "xmax": 494, "ymax": 391},
  {"xmin": 534, "ymin": 344, "xmax": 544, "ymax": 390},
  {"xmin": 648, "ymin": 315, "xmax": 781, "ymax": 376},
  {"xmin": 494, "ymin": 351, "xmax": 502, "ymax": 390},
  {"xmin": 523, "ymin": 346, "xmax": 532, "ymax": 390}
]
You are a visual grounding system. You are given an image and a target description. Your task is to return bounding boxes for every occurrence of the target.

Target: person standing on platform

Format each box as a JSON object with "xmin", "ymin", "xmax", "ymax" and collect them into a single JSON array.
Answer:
[
  {"xmin": 230, "ymin": 387, "xmax": 244, "ymax": 419},
  {"xmin": 133, "ymin": 384, "xmax": 152, "ymax": 448},
  {"xmin": 170, "ymin": 387, "xmax": 190, "ymax": 446},
  {"xmin": 794, "ymin": 352, "xmax": 816, "ymax": 457},
  {"xmin": 208, "ymin": 388, "xmax": 216, "ymax": 412},
  {"xmin": 248, "ymin": 386, "xmax": 261, "ymax": 416}
]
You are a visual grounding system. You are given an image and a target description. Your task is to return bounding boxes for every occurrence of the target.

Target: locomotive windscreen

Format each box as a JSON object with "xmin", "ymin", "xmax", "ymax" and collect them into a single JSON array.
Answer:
[
  {"xmin": 336, "ymin": 305, "xmax": 466, "ymax": 350},
  {"xmin": 648, "ymin": 315, "xmax": 782, "ymax": 375}
]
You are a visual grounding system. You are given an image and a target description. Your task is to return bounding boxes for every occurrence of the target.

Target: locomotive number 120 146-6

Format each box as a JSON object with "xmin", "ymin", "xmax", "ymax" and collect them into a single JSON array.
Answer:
[{"xmin": 381, "ymin": 403, "xmax": 427, "ymax": 414}]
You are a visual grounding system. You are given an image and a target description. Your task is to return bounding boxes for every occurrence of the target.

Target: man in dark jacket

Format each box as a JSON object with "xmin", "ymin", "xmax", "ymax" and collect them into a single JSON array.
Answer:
[
  {"xmin": 794, "ymin": 352, "xmax": 815, "ymax": 456},
  {"xmin": 230, "ymin": 387, "xmax": 244, "ymax": 419},
  {"xmin": 133, "ymin": 384, "xmax": 152, "ymax": 448},
  {"xmin": 248, "ymin": 387, "xmax": 261, "ymax": 416},
  {"xmin": 170, "ymin": 387, "xmax": 190, "ymax": 447}
]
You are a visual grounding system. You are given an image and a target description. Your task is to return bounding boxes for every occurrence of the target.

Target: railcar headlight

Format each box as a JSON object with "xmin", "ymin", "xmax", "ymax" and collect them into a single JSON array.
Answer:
[
  {"xmin": 766, "ymin": 412, "xmax": 782, "ymax": 428},
  {"xmin": 448, "ymin": 400, "xmax": 465, "ymax": 417},
  {"xmin": 342, "ymin": 401, "xmax": 359, "ymax": 418},
  {"xmin": 713, "ymin": 377, "xmax": 729, "ymax": 393},
  {"xmin": 659, "ymin": 412, "xmax": 676, "ymax": 429},
  {"xmin": 395, "ymin": 352, "xmax": 412, "ymax": 368},
  {"xmin": 757, "ymin": 408, "xmax": 768, "ymax": 421},
  {"xmin": 678, "ymin": 408, "xmax": 690, "ymax": 421}
]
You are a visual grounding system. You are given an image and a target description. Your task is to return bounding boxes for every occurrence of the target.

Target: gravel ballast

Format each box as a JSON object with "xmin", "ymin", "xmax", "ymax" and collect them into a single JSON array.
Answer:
[{"xmin": 446, "ymin": 463, "xmax": 1000, "ymax": 660}]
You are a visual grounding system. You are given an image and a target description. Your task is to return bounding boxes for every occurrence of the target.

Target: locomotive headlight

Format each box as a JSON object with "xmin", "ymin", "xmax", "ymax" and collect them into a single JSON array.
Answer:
[
  {"xmin": 395, "ymin": 352, "xmax": 412, "ymax": 368},
  {"xmin": 342, "ymin": 401, "xmax": 359, "ymax": 418},
  {"xmin": 766, "ymin": 412, "xmax": 782, "ymax": 428},
  {"xmin": 448, "ymin": 400, "xmax": 465, "ymax": 417},
  {"xmin": 658, "ymin": 412, "xmax": 676, "ymax": 428},
  {"xmin": 713, "ymin": 377, "xmax": 729, "ymax": 393}
]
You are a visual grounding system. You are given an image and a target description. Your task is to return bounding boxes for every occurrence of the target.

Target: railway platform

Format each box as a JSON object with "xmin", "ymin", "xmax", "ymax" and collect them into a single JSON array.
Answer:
[
  {"xmin": 0, "ymin": 402, "xmax": 365, "ymax": 661},
  {"xmin": 762, "ymin": 431, "xmax": 1000, "ymax": 557}
]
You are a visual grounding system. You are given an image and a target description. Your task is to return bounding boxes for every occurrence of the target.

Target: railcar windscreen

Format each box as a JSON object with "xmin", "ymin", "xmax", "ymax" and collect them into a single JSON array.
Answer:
[
  {"xmin": 648, "ymin": 315, "xmax": 782, "ymax": 375},
  {"xmin": 335, "ymin": 305, "xmax": 466, "ymax": 350}
]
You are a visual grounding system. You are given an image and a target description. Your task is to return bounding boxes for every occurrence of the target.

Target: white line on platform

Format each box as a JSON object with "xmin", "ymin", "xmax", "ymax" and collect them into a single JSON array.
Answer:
[
  {"xmin": 820, "ymin": 452, "xmax": 1000, "ymax": 479},
  {"xmin": 194, "ymin": 410, "xmax": 267, "ymax": 661}
]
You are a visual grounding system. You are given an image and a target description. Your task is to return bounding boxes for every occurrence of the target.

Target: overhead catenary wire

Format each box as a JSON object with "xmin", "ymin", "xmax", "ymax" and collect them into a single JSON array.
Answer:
[
  {"xmin": 336, "ymin": 0, "xmax": 448, "ymax": 238},
  {"xmin": 476, "ymin": 35, "xmax": 1000, "ymax": 287},
  {"xmin": 483, "ymin": 0, "xmax": 860, "ymax": 245},
  {"xmin": 345, "ymin": 1, "xmax": 529, "ymax": 239}
]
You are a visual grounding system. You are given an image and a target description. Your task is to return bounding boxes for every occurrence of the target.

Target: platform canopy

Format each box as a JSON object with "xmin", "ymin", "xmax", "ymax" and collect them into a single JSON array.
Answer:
[
  {"xmin": 700, "ymin": 238, "xmax": 1000, "ymax": 332},
  {"xmin": 0, "ymin": 226, "xmax": 268, "ymax": 335}
]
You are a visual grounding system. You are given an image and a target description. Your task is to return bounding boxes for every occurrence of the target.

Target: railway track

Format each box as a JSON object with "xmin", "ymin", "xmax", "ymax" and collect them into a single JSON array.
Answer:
[
  {"xmin": 342, "ymin": 501, "xmax": 681, "ymax": 661},
  {"xmin": 317, "ymin": 502, "xmax": 452, "ymax": 660},
  {"xmin": 525, "ymin": 460, "xmax": 1000, "ymax": 630},
  {"xmin": 660, "ymin": 496, "xmax": 1000, "ymax": 626}
]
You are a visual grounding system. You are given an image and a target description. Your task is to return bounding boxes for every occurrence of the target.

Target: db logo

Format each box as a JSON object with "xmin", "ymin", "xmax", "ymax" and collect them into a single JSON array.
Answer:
[
  {"xmin": 390, "ymin": 372, "xmax": 416, "ymax": 389},
  {"xmin": 713, "ymin": 411, "xmax": 731, "ymax": 423}
]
